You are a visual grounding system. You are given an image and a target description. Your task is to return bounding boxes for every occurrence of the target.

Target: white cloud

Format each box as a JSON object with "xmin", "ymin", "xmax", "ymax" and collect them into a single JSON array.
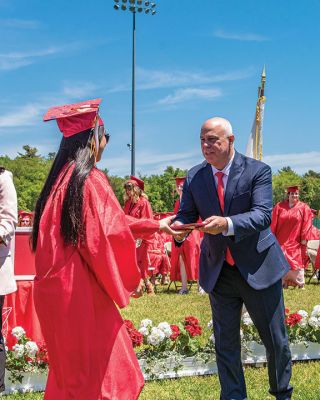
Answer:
[
  {"xmin": 0, "ymin": 41, "xmax": 87, "ymax": 71},
  {"xmin": 109, "ymin": 67, "xmax": 254, "ymax": 92},
  {"xmin": 264, "ymin": 151, "xmax": 320, "ymax": 174},
  {"xmin": 0, "ymin": 104, "xmax": 44, "ymax": 128},
  {"xmin": 0, "ymin": 47, "xmax": 63, "ymax": 71},
  {"xmin": 214, "ymin": 30, "xmax": 269, "ymax": 42},
  {"xmin": 63, "ymin": 82, "xmax": 98, "ymax": 99},
  {"xmin": 158, "ymin": 87, "xmax": 222, "ymax": 105},
  {"xmin": 0, "ymin": 19, "xmax": 40, "ymax": 29}
]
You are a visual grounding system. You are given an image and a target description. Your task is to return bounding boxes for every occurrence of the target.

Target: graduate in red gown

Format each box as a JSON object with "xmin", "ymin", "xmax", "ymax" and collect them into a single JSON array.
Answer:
[
  {"xmin": 123, "ymin": 177, "xmax": 155, "ymax": 295},
  {"xmin": 271, "ymin": 185, "xmax": 313, "ymax": 288},
  {"xmin": 31, "ymin": 99, "xmax": 147, "ymax": 400},
  {"xmin": 147, "ymin": 231, "xmax": 171, "ymax": 285},
  {"xmin": 170, "ymin": 177, "xmax": 200, "ymax": 294}
]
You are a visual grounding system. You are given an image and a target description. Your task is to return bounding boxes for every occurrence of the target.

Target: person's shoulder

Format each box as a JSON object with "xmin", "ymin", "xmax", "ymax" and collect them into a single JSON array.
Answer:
[
  {"xmin": 0, "ymin": 169, "xmax": 13, "ymax": 184},
  {"xmin": 85, "ymin": 168, "xmax": 111, "ymax": 195},
  {"xmin": 237, "ymin": 152, "xmax": 270, "ymax": 170},
  {"xmin": 187, "ymin": 160, "xmax": 208, "ymax": 181}
]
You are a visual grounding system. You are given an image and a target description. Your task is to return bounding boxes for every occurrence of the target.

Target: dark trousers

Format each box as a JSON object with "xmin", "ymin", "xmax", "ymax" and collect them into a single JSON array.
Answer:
[
  {"xmin": 0, "ymin": 295, "xmax": 5, "ymax": 392},
  {"xmin": 209, "ymin": 263, "xmax": 293, "ymax": 400}
]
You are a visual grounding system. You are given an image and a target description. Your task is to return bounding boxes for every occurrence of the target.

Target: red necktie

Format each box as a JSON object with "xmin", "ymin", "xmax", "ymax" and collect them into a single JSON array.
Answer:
[{"xmin": 215, "ymin": 172, "xmax": 235, "ymax": 266}]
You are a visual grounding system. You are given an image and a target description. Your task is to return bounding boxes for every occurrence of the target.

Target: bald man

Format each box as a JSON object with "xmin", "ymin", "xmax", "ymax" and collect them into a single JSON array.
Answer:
[{"xmin": 173, "ymin": 118, "xmax": 292, "ymax": 400}]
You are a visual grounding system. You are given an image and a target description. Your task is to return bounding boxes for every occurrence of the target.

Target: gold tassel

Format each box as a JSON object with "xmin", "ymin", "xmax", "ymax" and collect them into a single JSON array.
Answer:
[{"xmin": 89, "ymin": 136, "xmax": 97, "ymax": 160}]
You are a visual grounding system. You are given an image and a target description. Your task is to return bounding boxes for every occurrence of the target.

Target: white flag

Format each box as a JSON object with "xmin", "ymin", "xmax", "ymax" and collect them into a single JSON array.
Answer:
[{"xmin": 246, "ymin": 95, "xmax": 265, "ymax": 160}]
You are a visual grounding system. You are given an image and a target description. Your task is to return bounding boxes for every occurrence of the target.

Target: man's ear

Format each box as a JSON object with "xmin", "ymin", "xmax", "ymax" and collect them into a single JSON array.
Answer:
[{"xmin": 229, "ymin": 134, "xmax": 235, "ymax": 144}]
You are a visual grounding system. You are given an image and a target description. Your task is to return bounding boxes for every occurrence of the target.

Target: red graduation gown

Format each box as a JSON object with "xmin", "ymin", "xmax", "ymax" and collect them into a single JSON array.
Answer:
[
  {"xmin": 147, "ymin": 232, "xmax": 170, "ymax": 275},
  {"xmin": 271, "ymin": 200, "xmax": 313, "ymax": 271},
  {"xmin": 170, "ymin": 200, "xmax": 200, "ymax": 281},
  {"xmin": 124, "ymin": 197, "xmax": 154, "ymax": 279},
  {"xmin": 34, "ymin": 166, "xmax": 144, "ymax": 400}
]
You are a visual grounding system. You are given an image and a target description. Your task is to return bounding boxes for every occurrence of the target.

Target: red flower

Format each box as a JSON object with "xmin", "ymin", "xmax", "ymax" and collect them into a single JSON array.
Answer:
[
  {"xmin": 124, "ymin": 320, "xmax": 135, "ymax": 330},
  {"xmin": 286, "ymin": 313, "xmax": 302, "ymax": 327},
  {"xmin": 123, "ymin": 320, "xmax": 143, "ymax": 347},
  {"xmin": 36, "ymin": 342, "xmax": 49, "ymax": 364},
  {"xmin": 170, "ymin": 324, "xmax": 180, "ymax": 341},
  {"xmin": 185, "ymin": 324, "xmax": 202, "ymax": 337},
  {"xmin": 128, "ymin": 329, "xmax": 143, "ymax": 347},
  {"xmin": 285, "ymin": 308, "xmax": 290, "ymax": 315},
  {"xmin": 184, "ymin": 316, "xmax": 199, "ymax": 326}
]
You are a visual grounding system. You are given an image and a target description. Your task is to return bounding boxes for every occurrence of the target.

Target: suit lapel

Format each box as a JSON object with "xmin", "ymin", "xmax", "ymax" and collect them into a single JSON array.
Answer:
[
  {"xmin": 203, "ymin": 162, "xmax": 222, "ymax": 215},
  {"xmin": 224, "ymin": 151, "xmax": 245, "ymax": 215}
]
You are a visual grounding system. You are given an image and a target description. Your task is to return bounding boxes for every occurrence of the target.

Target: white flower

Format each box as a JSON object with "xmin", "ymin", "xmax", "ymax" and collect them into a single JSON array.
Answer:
[
  {"xmin": 210, "ymin": 333, "xmax": 215, "ymax": 343},
  {"xmin": 147, "ymin": 327, "xmax": 165, "ymax": 346},
  {"xmin": 25, "ymin": 341, "xmax": 39, "ymax": 358},
  {"xmin": 207, "ymin": 320, "xmax": 213, "ymax": 329},
  {"xmin": 13, "ymin": 344, "xmax": 25, "ymax": 358},
  {"xmin": 298, "ymin": 319, "xmax": 308, "ymax": 328},
  {"xmin": 11, "ymin": 326, "xmax": 26, "ymax": 340},
  {"xmin": 242, "ymin": 312, "xmax": 253, "ymax": 326},
  {"xmin": 157, "ymin": 322, "xmax": 172, "ymax": 338},
  {"xmin": 311, "ymin": 305, "xmax": 320, "ymax": 318},
  {"xmin": 140, "ymin": 319, "xmax": 153, "ymax": 328},
  {"xmin": 138, "ymin": 327, "xmax": 149, "ymax": 336},
  {"xmin": 308, "ymin": 316, "xmax": 320, "ymax": 328},
  {"xmin": 297, "ymin": 310, "xmax": 308, "ymax": 319}
]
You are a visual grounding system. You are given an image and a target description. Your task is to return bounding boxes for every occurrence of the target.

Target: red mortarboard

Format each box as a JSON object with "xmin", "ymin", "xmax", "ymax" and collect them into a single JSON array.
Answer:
[
  {"xmin": 127, "ymin": 176, "xmax": 144, "ymax": 191},
  {"xmin": 43, "ymin": 98, "xmax": 103, "ymax": 137},
  {"xmin": 287, "ymin": 186, "xmax": 299, "ymax": 193},
  {"xmin": 18, "ymin": 210, "xmax": 33, "ymax": 217},
  {"xmin": 175, "ymin": 176, "xmax": 186, "ymax": 186}
]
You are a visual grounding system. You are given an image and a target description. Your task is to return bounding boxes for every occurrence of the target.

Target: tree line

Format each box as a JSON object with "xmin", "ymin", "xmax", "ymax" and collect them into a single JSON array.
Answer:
[{"xmin": 1, "ymin": 146, "xmax": 320, "ymax": 213}]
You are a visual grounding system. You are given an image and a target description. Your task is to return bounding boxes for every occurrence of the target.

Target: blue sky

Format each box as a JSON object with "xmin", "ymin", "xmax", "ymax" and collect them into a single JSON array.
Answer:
[{"xmin": 0, "ymin": 0, "xmax": 319, "ymax": 177}]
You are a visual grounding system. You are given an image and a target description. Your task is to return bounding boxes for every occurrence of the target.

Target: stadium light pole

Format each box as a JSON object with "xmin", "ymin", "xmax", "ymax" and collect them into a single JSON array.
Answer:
[{"xmin": 113, "ymin": 0, "xmax": 157, "ymax": 176}]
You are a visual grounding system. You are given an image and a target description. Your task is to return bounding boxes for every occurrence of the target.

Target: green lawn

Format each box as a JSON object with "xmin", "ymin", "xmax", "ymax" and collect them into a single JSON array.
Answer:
[{"xmin": 4, "ymin": 278, "xmax": 320, "ymax": 399}]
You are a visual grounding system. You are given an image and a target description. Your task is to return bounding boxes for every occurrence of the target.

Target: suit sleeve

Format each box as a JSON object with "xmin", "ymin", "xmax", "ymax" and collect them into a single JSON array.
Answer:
[
  {"xmin": 175, "ymin": 178, "xmax": 199, "ymax": 224},
  {"xmin": 229, "ymin": 164, "xmax": 273, "ymax": 243}
]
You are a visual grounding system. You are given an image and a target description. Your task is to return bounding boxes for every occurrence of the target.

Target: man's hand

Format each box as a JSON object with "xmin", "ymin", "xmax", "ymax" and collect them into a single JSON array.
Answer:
[
  {"xmin": 169, "ymin": 220, "xmax": 191, "ymax": 241},
  {"xmin": 159, "ymin": 216, "xmax": 186, "ymax": 237},
  {"xmin": 199, "ymin": 216, "xmax": 228, "ymax": 235}
]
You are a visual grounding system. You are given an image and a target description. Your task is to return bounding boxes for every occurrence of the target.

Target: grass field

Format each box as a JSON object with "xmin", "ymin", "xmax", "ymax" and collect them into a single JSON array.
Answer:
[{"xmin": 3, "ymin": 279, "xmax": 320, "ymax": 399}]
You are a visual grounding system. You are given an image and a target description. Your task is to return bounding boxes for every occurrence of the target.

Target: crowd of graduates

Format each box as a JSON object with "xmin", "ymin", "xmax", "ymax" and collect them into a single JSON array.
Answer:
[{"xmin": 16, "ymin": 180, "xmax": 320, "ymax": 294}]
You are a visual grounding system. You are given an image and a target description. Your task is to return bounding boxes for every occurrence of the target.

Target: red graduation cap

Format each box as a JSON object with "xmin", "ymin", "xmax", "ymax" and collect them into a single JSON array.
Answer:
[
  {"xmin": 127, "ymin": 176, "xmax": 144, "ymax": 191},
  {"xmin": 287, "ymin": 185, "xmax": 299, "ymax": 193},
  {"xmin": 43, "ymin": 98, "xmax": 103, "ymax": 137},
  {"xmin": 175, "ymin": 176, "xmax": 186, "ymax": 187}
]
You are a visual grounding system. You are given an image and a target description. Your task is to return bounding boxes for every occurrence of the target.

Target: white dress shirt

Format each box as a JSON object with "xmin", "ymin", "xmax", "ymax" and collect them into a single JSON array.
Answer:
[{"xmin": 210, "ymin": 152, "xmax": 235, "ymax": 236}]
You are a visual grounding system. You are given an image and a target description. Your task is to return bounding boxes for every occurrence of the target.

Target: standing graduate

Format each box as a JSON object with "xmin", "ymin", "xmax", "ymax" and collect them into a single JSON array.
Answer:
[
  {"xmin": 123, "ymin": 177, "xmax": 155, "ymax": 295},
  {"xmin": 271, "ymin": 185, "xmax": 313, "ymax": 288},
  {"xmin": 32, "ymin": 99, "xmax": 145, "ymax": 400},
  {"xmin": 170, "ymin": 177, "xmax": 200, "ymax": 294}
]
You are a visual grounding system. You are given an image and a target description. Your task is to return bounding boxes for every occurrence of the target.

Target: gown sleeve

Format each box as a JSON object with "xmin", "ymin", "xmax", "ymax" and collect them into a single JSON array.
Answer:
[
  {"xmin": 300, "ymin": 203, "xmax": 313, "ymax": 242},
  {"xmin": 78, "ymin": 171, "xmax": 141, "ymax": 308},
  {"xmin": 125, "ymin": 215, "xmax": 160, "ymax": 239}
]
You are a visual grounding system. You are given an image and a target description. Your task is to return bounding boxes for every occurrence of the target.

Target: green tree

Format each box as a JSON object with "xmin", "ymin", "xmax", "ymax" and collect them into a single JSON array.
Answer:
[{"xmin": 272, "ymin": 167, "xmax": 301, "ymax": 204}]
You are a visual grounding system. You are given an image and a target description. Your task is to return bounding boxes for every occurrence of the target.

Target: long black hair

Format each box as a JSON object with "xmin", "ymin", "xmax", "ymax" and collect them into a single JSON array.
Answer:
[{"xmin": 31, "ymin": 129, "xmax": 97, "ymax": 251}]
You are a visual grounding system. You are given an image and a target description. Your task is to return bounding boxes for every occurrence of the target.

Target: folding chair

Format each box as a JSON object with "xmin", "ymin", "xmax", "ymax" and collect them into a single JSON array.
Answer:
[{"xmin": 307, "ymin": 240, "xmax": 320, "ymax": 283}]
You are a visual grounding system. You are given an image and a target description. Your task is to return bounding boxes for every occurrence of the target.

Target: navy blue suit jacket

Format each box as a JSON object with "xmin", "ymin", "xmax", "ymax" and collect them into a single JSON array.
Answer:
[{"xmin": 176, "ymin": 151, "xmax": 290, "ymax": 292}]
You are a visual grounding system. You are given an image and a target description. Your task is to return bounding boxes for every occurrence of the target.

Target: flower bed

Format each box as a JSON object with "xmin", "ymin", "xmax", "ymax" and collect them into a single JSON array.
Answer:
[{"xmin": 2, "ymin": 305, "xmax": 320, "ymax": 392}]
